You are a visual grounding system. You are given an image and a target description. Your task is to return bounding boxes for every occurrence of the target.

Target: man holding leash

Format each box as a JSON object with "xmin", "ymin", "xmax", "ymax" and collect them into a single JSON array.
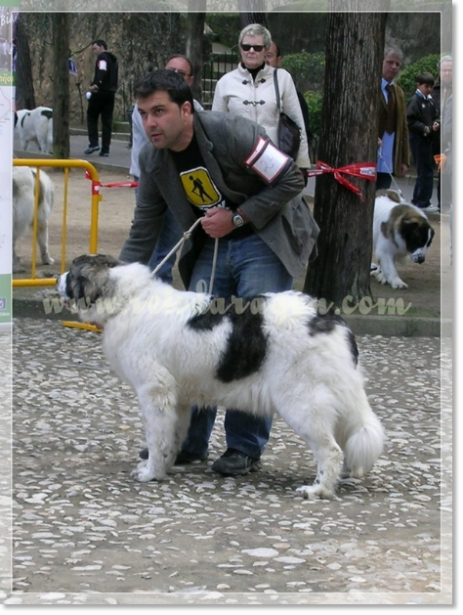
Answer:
[
  {"xmin": 119, "ymin": 69, "xmax": 319, "ymax": 476},
  {"xmin": 130, "ymin": 55, "xmax": 204, "ymax": 284}
]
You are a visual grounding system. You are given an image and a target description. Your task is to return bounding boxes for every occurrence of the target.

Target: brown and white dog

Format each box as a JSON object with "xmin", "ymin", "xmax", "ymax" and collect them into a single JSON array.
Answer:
[
  {"xmin": 371, "ymin": 190, "xmax": 435, "ymax": 289},
  {"xmin": 13, "ymin": 166, "xmax": 55, "ymax": 273},
  {"xmin": 57, "ymin": 254, "xmax": 386, "ymax": 500}
]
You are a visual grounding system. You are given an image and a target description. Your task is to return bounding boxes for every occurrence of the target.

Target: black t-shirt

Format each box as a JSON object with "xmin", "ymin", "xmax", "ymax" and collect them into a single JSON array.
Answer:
[{"xmin": 171, "ymin": 134, "xmax": 254, "ymax": 238}]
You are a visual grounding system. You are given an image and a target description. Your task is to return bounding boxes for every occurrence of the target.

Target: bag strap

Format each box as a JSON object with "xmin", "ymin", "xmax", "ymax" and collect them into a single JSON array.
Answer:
[{"xmin": 273, "ymin": 68, "xmax": 281, "ymax": 111}]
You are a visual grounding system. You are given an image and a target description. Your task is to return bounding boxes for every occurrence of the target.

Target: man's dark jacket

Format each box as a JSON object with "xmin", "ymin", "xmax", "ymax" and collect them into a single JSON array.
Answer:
[
  {"xmin": 91, "ymin": 51, "xmax": 118, "ymax": 93},
  {"xmin": 119, "ymin": 111, "xmax": 319, "ymax": 288}
]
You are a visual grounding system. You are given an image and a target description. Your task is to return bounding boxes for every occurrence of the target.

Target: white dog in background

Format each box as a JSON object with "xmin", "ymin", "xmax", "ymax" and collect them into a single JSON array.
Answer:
[
  {"xmin": 13, "ymin": 166, "xmax": 55, "ymax": 273},
  {"xmin": 58, "ymin": 254, "xmax": 385, "ymax": 500},
  {"xmin": 16, "ymin": 107, "xmax": 53, "ymax": 154},
  {"xmin": 371, "ymin": 190, "xmax": 435, "ymax": 289}
]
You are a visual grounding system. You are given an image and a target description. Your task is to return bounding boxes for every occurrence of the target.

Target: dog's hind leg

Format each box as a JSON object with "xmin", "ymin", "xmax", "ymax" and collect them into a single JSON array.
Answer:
[
  {"xmin": 37, "ymin": 220, "xmax": 54, "ymax": 265},
  {"xmin": 276, "ymin": 392, "xmax": 343, "ymax": 499},
  {"xmin": 131, "ymin": 379, "xmax": 179, "ymax": 482},
  {"xmin": 37, "ymin": 182, "xmax": 54, "ymax": 265},
  {"xmin": 294, "ymin": 431, "xmax": 343, "ymax": 500}
]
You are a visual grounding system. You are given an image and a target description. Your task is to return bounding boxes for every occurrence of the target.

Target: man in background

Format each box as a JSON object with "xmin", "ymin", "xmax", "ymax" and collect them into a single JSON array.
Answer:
[
  {"xmin": 84, "ymin": 39, "xmax": 118, "ymax": 157},
  {"xmin": 376, "ymin": 48, "xmax": 410, "ymax": 189}
]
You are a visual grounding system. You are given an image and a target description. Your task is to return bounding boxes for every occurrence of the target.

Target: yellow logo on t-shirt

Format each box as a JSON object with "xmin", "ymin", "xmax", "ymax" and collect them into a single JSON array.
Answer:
[{"xmin": 180, "ymin": 167, "xmax": 222, "ymax": 209}]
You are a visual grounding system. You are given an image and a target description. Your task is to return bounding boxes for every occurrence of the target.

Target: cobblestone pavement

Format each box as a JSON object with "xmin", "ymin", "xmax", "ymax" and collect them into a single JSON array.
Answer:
[{"xmin": 1, "ymin": 318, "xmax": 452, "ymax": 605}]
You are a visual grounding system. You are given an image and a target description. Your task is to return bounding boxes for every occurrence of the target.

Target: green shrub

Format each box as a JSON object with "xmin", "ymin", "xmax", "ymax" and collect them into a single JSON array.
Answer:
[
  {"xmin": 397, "ymin": 54, "xmax": 441, "ymax": 101},
  {"xmin": 281, "ymin": 51, "xmax": 325, "ymax": 93},
  {"xmin": 303, "ymin": 90, "xmax": 323, "ymax": 139}
]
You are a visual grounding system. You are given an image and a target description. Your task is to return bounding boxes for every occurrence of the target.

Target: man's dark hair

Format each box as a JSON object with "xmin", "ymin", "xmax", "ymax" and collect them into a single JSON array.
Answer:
[
  {"xmin": 166, "ymin": 54, "xmax": 194, "ymax": 76},
  {"xmin": 92, "ymin": 39, "xmax": 108, "ymax": 49},
  {"xmin": 274, "ymin": 43, "xmax": 281, "ymax": 57},
  {"xmin": 416, "ymin": 71, "xmax": 435, "ymax": 86},
  {"xmin": 134, "ymin": 69, "xmax": 195, "ymax": 111}
]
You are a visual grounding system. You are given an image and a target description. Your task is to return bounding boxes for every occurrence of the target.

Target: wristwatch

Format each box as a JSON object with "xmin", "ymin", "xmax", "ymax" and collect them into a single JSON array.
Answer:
[{"xmin": 232, "ymin": 212, "xmax": 245, "ymax": 228}]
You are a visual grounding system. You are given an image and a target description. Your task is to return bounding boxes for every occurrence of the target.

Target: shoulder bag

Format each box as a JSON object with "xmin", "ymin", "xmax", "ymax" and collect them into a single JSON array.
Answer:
[{"xmin": 273, "ymin": 68, "xmax": 301, "ymax": 160}]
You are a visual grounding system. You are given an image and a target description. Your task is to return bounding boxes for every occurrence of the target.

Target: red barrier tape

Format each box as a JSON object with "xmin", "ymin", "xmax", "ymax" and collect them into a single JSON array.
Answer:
[
  {"xmin": 307, "ymin": 161, "xmax": 377, "ymax": 201},
  {"xmin": 85, "ymin": 170, "xmax": 138, "ymax": 194}
]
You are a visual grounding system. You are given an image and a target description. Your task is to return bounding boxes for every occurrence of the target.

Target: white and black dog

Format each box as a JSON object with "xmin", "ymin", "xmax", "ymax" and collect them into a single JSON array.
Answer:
[
  {"xmin": 371, "ymin": 190, "xmax": 435, "ymax": 289},
  {"xmin": 13, "ymin": 166, "xmax": 55, "ymax": 273},
  {"xmin": 58, "ymin": 254, "xmax": 385, "ymax": 500},
  {"xmin": 16, "ymin": 107, "xmax": 53, "ymax": 154}
]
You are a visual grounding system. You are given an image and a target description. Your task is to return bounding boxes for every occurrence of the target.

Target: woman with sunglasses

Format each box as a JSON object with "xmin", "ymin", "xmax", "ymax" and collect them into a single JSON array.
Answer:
[{"xmin": 212, "ymin": 23, "xmax": 310, "ymax": 174}]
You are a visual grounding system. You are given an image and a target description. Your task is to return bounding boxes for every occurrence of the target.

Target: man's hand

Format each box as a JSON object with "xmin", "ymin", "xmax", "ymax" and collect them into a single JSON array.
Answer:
[
  {"xmin": 89, "ymin": 84, "xmax": 99, "ymax": 93},
  {"xmin": 201, "ymin": 207, "xmax": 234, "ymax": 238}
]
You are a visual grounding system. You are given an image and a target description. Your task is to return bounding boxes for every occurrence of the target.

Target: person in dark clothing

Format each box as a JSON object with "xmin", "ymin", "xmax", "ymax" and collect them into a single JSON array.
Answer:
[
  {"xmin": 406, "ymin": 71, "xmax": 440, "ymax": 213},
  {"xmin": 265, "ymin": 41, "xmax": 314, "ymax": 163},
  {"xmin": 85, "ymin": 39, "xmax": 118, "ymax": 157}
]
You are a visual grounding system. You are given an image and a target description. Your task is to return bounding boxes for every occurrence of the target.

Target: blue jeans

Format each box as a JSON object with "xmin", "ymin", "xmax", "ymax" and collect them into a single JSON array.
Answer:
[
  {"xmin": 148, "ymin": 208, "xmax": 183, "ymax": 284},
  {"xmin": 182, "ymin": 233, "xmax": 293, "ymax": 460},
  {"xmin": 409, "ymin": 135, "xmax": 435, "ymax": 208}
]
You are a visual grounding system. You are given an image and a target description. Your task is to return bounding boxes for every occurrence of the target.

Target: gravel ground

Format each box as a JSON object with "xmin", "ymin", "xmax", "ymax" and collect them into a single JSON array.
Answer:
[{"xmin": 3, "ymin": 318, "xmax": 452, "ymax": 605}]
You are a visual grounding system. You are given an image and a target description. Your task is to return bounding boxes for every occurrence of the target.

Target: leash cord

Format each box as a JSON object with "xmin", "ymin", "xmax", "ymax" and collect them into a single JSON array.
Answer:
[
  {"xmin": 150, "ymin": 217, "xmax": 218, "ymax": 294},
  {"xmin": 377, "ymin": 146, "xmax": 404, "ymax": 196}
]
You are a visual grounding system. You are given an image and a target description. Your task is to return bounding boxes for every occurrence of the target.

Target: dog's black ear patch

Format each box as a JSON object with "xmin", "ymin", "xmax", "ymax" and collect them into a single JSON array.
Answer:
[
  {"xmin": 400, "ymin": 217, "xmax": 434, "ymax": 254},
  {"xmin": 308, "ymin": 312, "xmax": 359, "ymax": 366},
  {"xmin": 71, "ymin": 254, "xmax": 120, "ymax": 270},
  {"xmin": 67, "ymin": 254, "xmax": 121, "ymax": 306}
]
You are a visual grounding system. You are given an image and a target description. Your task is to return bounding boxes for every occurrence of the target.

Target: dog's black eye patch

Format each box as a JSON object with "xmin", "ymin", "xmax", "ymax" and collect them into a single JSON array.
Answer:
[
  {"xmin": 308, "ymin": 312, "xmax": 359, "ymax": 366},
  {"xmin": 401, "ymin": 219, "xmax": 434, "ymax": 253}
]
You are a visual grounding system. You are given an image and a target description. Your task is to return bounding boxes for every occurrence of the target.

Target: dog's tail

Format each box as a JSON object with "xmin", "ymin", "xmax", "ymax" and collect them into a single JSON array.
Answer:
[{"xmin": 342, "ymin": 404, "xmax": 385, "ymax": 478}]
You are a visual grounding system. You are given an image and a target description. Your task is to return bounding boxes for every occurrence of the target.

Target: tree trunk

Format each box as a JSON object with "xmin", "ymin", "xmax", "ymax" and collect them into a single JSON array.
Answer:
[
  {"xmin": 15, "ymin": 14, "xmax": 35, "ymax": 110},
  {"xmin": 303, "ymin": 10, "xmax": 387, "ymax": 308},
  {"xmin": 52, "ymin": 13, "xmax": 70, "ymax": 159},
  {"xmin": 238, "ymin": 0, "xmax": 268, "ymax": 28},
  {"xmin": 185, "ymin": 4, "xmax": 206, "ymax": 104}
]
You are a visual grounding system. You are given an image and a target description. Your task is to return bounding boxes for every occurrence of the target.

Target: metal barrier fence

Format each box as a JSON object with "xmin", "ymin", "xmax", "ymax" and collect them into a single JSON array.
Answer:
[
  {"xmin": 201, "ymin": 49, "xmax": 238, "ymax": 109},
  {"xmin": 12, "ymin": 159, "xmax": 102, "ymax": 288}
]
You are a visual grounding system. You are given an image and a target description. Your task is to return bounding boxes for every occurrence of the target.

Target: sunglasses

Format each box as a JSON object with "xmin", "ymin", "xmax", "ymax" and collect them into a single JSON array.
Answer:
[
  {"xmin": 167, "ymin": 67, "xmax": 191, "ymax": 78},
  {"xmin": 240, "ymin": 44, "xmax": 265, "ymax": 52}
]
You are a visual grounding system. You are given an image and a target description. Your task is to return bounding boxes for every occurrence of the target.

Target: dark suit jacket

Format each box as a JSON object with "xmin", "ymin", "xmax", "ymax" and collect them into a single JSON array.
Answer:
[{"xmin": 120, "ymin": 111, "xmax": 319, "ymax": 288}]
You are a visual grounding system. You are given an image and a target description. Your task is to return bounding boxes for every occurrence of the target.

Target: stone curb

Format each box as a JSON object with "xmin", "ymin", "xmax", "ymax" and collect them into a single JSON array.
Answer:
[{"xmin": 12, "ymin": 295, "xmax": 445, "ymax": 338}]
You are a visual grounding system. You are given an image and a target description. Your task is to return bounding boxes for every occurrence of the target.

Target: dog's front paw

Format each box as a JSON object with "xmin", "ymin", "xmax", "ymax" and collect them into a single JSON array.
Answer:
[
  {"xmin": 371, "ymin": 268, "xmax": 386, "ymax": 284},
  {"xmin": 131, "ymin": 460, "xmax": 166, "ymax": 482},
  {"xmin": 296, "ymin": 484, "xmax": 335, "ymax": 500}
]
